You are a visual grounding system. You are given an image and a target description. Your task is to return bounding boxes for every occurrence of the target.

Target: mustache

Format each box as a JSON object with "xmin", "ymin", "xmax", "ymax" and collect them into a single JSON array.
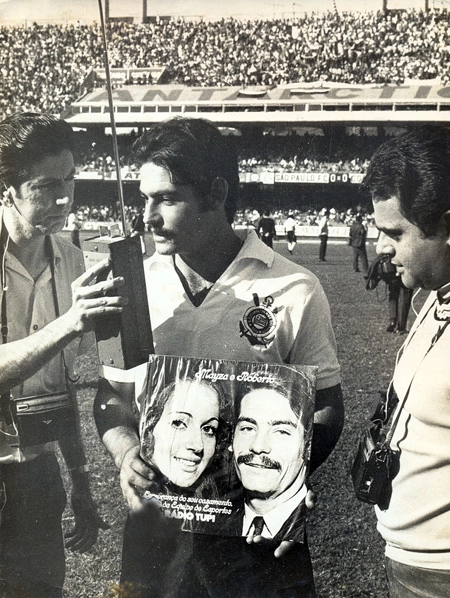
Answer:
[{"xmin": 237, "ymin": 454, "xmax": 281, "ymax": 470}]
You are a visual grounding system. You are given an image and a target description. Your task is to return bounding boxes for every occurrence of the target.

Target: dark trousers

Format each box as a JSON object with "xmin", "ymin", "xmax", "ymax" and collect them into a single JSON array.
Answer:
[
  {"xmin": 121, "ymin": 502, "xmax": 206, "ymax": 598},
  {"xmin": 70, "ymin": 229, "xmax": 81, "ymax": 249},
  {"xmin": 319, "ymin": 235, "xmax": 328, "ymax": 261},
  {"xmin": 194, "ymin": 533, "xmax": 316, "ymax": 598},
  {"xmin": 388, "ymin": 279, "xmax": 413, "ymax": 331},
  {"xmin": 261, "ymin": 235, "xmax": 274, "ymax": 248},
  {"xmin": 386, "ymin": 557, "xmax": 450, "ymax": 598},
  {"xmin": 0, "ymin": 454, "xmax": 66, "ymax": 598},
  {"xmin": 121, "ymin": 503, "xmax": 316, "ymax": 598},
  {"xmin": 352, "ymin": 246, "xmax": 368, "ymax": 273}
]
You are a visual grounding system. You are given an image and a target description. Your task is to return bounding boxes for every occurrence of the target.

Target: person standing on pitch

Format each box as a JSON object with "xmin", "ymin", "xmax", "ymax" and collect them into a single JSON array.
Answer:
[
  {"xmin": 318, "ymin": 208, "xmax": 329, "ymax": 262},
  {"xmin": 348, "ymin": 214, "xmax": 368, "ymax": 274},
  {"xmin": 257, "ymin": 209, "xmax": 276, "ymax": 248},
  {"xmin": 95, "ymin": 116, "xmax": 343, "ymax": 598},
  {"xmin": 363, "ymin": 125, "xmax": 450, "ymax": 598},
  {"xmin": 0, "ymin": 112, "xmax": 125, "ymax": 598},
  {"xmin": 284, "ymin": 210, "xmax": 297, "ymax": 255}
]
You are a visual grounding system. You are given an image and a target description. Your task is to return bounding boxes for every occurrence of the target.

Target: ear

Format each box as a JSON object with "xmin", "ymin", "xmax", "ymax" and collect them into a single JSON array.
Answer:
[
  {"xmin": 1, "ymin": 186, "xmax": 14, "ymax": 208},
  {"xmin": 209, "ymin": 177, "xmax": 228, "ymax": 209}
]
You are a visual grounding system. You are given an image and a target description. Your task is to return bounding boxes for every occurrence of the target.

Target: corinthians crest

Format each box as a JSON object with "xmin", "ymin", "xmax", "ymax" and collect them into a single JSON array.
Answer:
[{"xmin": 239, "ymin": 293, "xmax": 282, "ymax": 347}]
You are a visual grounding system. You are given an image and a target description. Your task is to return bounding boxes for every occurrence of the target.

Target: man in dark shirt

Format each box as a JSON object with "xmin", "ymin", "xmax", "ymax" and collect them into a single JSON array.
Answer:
[
  {"xmin": 257, "ymin": 210, "xmax": 276, "ymax": 248},
  {"xmin": 348, "ymin": 214, "xmax": 368, "ymax": 274}
]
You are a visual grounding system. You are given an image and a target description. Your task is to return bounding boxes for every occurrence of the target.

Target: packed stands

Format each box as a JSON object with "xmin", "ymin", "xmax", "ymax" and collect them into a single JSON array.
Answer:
[
  {"xmin": 74, "ymin": 127, "xmax": 377, "ymax": 176},
  {"xmin": 1, "ymin": 9, "xmax": 450, "ymax": 117}
]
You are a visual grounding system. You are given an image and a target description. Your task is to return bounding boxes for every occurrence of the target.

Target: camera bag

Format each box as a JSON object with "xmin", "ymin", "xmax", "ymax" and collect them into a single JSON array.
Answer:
[
  {"xmin": 1, "ymin": 234, "xmax": 77, "ymax": 448},
  {"xmin": 351, "ymin": 387, "xmax": 400, "ymax": 508}
]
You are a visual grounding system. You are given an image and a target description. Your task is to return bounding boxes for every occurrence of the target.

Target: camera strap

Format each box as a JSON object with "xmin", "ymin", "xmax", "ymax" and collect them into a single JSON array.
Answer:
[
  {"xmin": 378, "ymin": 299, "xmax": 450, "ymax": 447},
  {"xmin": 0, "ymin": 228, "xmax": 12, "ymax": 425}
]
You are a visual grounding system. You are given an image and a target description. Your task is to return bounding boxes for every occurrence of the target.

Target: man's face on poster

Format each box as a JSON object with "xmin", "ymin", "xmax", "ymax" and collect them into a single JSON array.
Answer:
[{"xmin": 232, "ymin": 388, "xmax": 305, "ymax": 500}]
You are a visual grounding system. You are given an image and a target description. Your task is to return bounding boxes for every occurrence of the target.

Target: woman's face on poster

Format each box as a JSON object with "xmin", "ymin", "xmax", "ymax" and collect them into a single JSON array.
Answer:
[{"xmin": 151, "ymin": 379, "xmax": 220, "ymax": 487}]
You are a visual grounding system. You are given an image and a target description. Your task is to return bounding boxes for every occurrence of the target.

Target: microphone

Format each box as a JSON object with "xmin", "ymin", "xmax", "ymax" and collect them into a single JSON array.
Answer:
[
  {"xmin": 10, "ymin": 195, "xmax": 70, "ymax": 232},
  {"xmin": 11, "ymin": 198, "xmax": 41, "ymax": 232}
]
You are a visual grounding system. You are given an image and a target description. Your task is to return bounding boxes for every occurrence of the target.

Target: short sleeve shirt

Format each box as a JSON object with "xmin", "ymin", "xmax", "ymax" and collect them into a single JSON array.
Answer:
[
  {"xmin": 108, "ymin": 231, "xmax": 340, "ymax": 396},
  {"xmin": 0, "ymin": 229, "xmax": 91, "ymax": 462}
]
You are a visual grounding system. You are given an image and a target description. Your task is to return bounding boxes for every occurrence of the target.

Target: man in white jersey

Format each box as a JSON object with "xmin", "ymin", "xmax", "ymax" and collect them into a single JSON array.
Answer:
[
  {"xmin": 363, "ymin": 126, "xmax": 450, "ymax": 598},
  {"xmin": 94, "ymin": 117, "xmax": 344, "ymax": 598}
]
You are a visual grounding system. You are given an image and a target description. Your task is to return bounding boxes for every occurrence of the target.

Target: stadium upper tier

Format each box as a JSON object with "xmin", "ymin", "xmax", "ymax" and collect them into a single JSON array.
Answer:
[
  {"xmin": 1, "ymin": 9, "xmax": 450, "ymax": 119},
  {"xmin": 65, "ymin": 81, "xmax": 450, "ymax": 127}
]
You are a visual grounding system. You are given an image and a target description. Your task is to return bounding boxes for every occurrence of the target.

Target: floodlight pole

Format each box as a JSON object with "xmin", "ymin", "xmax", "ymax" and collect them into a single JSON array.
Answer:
[{"xmin": 143, "ymin": 0, "xmax": 147, "ymax": 23}]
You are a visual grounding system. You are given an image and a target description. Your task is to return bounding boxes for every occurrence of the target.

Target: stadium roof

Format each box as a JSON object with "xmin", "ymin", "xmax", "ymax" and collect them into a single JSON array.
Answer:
[{"xmin": 64, "ymin": 81, "xmax": 450, "ymax": 128}]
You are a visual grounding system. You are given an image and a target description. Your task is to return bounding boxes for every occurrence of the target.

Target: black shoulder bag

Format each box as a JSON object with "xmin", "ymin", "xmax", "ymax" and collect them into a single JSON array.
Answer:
[
  {"xmin": 351, "ymin": 303, "xmax": 450, "ymax": 508},
  {"xmin": 351, "ymin": 385, "xmax": 401, "ymax": 507}
]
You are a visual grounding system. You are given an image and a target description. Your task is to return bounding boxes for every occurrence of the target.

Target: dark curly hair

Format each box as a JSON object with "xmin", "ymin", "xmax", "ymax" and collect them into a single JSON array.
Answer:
[
  {"xmin": 131, "ymin": 117, "xmax": 239, "ymax": 223},
  {"xmin": 0, "ymin": 112, "xmax": 75, "ymax": 193},
  {"xmin": 363, "ymin": 125, "xmax": 450, "ymax": 238}
]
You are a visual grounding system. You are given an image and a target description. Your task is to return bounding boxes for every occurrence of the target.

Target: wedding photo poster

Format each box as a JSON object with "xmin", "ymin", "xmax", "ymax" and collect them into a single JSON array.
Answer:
[{"xmin": 138, "ymin": 355, "xmax": 317, "ymax": 542}]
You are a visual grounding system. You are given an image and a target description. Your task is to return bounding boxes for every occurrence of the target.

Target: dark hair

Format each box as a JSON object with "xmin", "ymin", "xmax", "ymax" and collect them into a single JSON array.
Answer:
[
  {"xmin": 131, "ymin": 117, "xmax": 239, "ymax": 223},
  {"xmin": 234, "ymin": 367, "xmax": 310, "ymax": 431},
  {"xmin": 233, "ymin": 368, "xmax": 311, "ymax": 466},
  {"xmin": 140, "ymin": 375, "xmax": 232, "ymax": 495},
  {"xmin": 363, "ymin": 126, "xmax": 450, "ymax": 237},
  {"xmin": 0, "ymin": 112, "xmax": 75, "ymax": 193}
]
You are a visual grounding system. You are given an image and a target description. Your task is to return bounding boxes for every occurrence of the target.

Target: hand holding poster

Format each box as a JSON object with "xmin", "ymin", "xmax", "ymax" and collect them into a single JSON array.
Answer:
[{"xmin": 138, "ymin": 355, "xmax": 317, "ymax": 543}]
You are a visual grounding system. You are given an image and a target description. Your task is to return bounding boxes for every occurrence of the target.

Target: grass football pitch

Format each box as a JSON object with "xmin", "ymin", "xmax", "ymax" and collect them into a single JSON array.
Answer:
[{"xmin": 61, "ymin": 234, "xmax": 425, "ymax": 597}]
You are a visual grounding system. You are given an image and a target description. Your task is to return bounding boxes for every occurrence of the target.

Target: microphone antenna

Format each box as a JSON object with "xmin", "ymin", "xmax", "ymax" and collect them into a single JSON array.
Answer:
[{"xmin": 97, "ymin": 0, "xmax": 128, "ymax": 236}]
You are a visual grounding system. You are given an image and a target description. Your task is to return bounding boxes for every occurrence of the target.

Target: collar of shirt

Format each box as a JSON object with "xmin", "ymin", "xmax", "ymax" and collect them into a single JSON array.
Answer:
[
  {"xmin": 436, "ymin": 281, "xmax": 450, "ymax": 304},
  {"xmin": 242, "ymin": 482, "xmax": 307, "ymax": 539},
  {"xmin": 0, "ymin": 214, "xmax": 63, "ymax": 278}
]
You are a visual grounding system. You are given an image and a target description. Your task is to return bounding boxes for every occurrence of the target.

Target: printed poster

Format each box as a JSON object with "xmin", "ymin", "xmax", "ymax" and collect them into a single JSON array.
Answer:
[{"xmin": 138, "ymin": 355, "xmax": 317, "ymax": 543}]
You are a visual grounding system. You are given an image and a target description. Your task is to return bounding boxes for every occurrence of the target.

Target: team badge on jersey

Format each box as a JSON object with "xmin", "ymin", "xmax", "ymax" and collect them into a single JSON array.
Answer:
[{"xmin": 239, "ymin": 293, "xmax": 281, "ymax": 347}]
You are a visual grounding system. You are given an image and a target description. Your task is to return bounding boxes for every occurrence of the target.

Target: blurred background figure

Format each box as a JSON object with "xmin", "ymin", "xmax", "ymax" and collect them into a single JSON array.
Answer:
[
  {"xmin": 366, "ymin": 254, "xmax": 413, "ymax": 334},
  {"xmin": 348, "ymin": 214, "xmax": 368, "ymax": 274},
  {"xmin": 66, "ymin": 209, "xmax": 82, "ymax": 248},
  {"xmin": 284, "ymin": 211, "xmax": 297, "ymax": 255},
  {"xmin": 318, "ymin": 208, "xmax": 329, "ymax": 262},
  {"xmin": 386, "ymin": 270, "xmax": 413, "ymax": 334},
  {"xmin": 130, "ymin": 206, "xmax": 146, "ymax": 254},
  {"xmin": 257, "ymin": 210, "xmax": 276, "ymax": 248}
]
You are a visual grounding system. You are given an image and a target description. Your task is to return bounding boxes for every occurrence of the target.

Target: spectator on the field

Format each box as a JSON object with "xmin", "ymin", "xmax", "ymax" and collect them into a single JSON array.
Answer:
[
  {"xmin": 363, "ymin": 125, "xmax": 450, "ymax": 597},
  {"xmin": 318, "ymin": 208, "xmax": 329, "ymax": 262},
  {"xmin": 348, "ymin": 214, "xmax": 368, "ymax": 274},
  {"xmin": 257, "ymin": 210, "xmax": 276, "ymax": 248}
]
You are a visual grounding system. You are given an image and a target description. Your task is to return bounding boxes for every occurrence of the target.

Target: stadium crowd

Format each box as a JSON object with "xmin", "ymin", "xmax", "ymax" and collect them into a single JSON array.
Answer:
[
  {"xmin": 1, "ymin": 8, "xmax": 450, "ymax": 117},
  {"xmin": 73, "ymin": 126, "xmax": 378, "ymax": 176},
  {"xmin": 71, "ymin": 203, "xmax": 374, "ymax": 233}
]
